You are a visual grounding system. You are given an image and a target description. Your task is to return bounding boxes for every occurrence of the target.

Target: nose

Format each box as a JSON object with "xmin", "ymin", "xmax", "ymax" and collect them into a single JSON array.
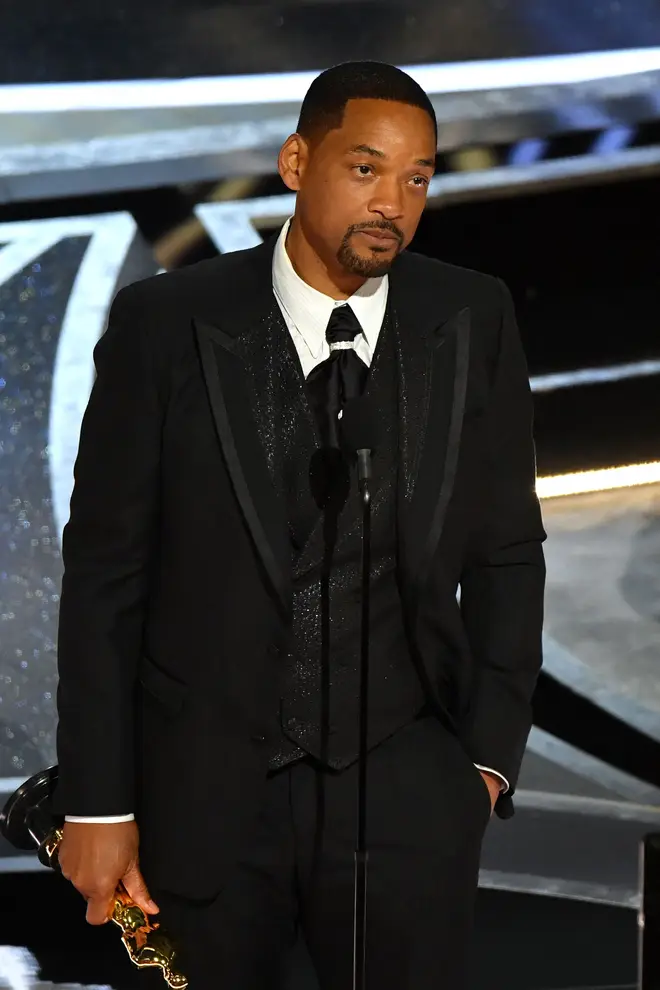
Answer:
[{"xmin": 367, "ymin": 176, "xmax": 404, "ymax": 221}]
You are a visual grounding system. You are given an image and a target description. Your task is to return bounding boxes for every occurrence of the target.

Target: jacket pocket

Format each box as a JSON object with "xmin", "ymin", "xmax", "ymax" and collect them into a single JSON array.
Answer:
[{"xmin": 138, "ymin": 654, "xmax": 188, "ymax": 714}]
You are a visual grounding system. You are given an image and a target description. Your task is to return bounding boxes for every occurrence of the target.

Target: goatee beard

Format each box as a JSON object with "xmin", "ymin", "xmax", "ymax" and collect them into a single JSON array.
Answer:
[
  {"xmin": 336, "ymin": 242, "xmax": 394, "ymax": 277},
  {"xmin": 336, "ymin": 222, "xmax": 403, "ymax": 278}
]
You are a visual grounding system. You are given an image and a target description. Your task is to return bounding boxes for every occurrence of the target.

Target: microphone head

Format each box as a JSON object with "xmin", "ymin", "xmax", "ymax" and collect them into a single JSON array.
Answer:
[{"xmin": 340, "ymin": 396, "xmax": 381, "ymax": 452}]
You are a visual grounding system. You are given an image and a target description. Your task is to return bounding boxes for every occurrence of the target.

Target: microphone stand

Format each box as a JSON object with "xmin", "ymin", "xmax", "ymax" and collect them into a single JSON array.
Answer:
[{"xmin": 353, "ymin": 447, "xmax": 372, "ymax": 990}]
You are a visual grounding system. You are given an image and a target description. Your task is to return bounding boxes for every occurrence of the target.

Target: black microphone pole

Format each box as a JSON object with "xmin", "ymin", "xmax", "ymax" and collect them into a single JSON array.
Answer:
[
  {"xmin": 341, "ymin": 397, "xmax": 380, "ymax": 990},
  {"xmin": 354, "ymin": 445, "xmax": 372, "ymax": 990}
]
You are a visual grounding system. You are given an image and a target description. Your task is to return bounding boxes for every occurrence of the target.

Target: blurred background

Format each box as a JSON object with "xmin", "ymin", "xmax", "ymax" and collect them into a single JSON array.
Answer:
[{"xmin": 1, "ymin": 2, "xmax": 660, "ymax": 988}]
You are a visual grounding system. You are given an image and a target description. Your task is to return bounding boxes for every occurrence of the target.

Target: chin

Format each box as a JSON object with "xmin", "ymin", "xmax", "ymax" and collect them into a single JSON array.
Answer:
[
  {"xmin": 337, "ymin": 243, "xmax": 397, "ymax": 279},
  {"xmin": 364, "ymin": 260, "xmax": 395, "ymax": 278},
  {"xmin": 350, "ymin": 257, "xmax": 394, "ymax": 278}
]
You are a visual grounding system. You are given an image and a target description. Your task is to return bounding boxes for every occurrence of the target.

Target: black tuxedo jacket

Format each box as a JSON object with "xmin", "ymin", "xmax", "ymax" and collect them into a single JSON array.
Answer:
[{"xmin": 53, "ymin": 235, "xmax": 546, "ymax": 897}]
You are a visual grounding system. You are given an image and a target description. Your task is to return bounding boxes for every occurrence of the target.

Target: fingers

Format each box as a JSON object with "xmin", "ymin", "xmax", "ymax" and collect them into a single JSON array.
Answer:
[
  {"xmin": 85, "ymin": 888, "xmax": 116, "ymax": 926},
  {"xmin": 59, "ymin": 859, "xmax": 113, "ymax": 924},
  {"xmin": 122, "ymin": 862, "xmax": 160, "ymax": 916},
  {"xmin": 57, "ymin": 820, "xmax": 149, "ymax": 925},
  {"xmin": 59, "ymin": 866, "xmax": 117, "ymax": 925}
]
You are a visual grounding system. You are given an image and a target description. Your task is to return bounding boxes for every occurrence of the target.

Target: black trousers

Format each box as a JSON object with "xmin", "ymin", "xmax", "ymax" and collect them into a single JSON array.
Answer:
[{"xmin": 153, "ymin": 716, "xmax": 492, "ymax": 990}]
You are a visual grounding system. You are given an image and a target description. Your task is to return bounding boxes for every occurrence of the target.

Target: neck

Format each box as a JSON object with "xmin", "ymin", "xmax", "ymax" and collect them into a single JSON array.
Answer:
[{"xmin": 285, "ymin": 215, "xmax": 367, "ymax": 300}]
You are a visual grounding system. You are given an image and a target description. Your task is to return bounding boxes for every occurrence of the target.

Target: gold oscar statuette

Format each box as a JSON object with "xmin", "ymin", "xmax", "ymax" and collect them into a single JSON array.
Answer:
[{"xmin": 1, "ymin": 769, "xmax": 188, "ymax": 989}]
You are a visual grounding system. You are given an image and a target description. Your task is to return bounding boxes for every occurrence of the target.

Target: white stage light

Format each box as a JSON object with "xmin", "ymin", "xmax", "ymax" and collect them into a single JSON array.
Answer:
[
  {"xmin": 1, "ymin": 48, "xmax": 660, "ymax": 114},
  {"xmin": 537, "ymin": 462, "xmax": 660, "ymax": 499}
]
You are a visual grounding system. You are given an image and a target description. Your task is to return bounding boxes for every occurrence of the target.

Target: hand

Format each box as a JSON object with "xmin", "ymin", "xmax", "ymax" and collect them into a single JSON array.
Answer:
[
  {"xmin": 478, "ymin": 771, "xmax": 502, "ymax": 815},
  {"xmin": 59, "ymin": 820, "xmax": 159, "ymax": 925}
]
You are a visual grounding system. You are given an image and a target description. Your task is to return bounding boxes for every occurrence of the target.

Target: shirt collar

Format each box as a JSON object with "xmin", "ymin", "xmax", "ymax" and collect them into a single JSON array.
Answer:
[{"xmin": 272, "ymin": 217, "xmax": 388, "ymax": 360}]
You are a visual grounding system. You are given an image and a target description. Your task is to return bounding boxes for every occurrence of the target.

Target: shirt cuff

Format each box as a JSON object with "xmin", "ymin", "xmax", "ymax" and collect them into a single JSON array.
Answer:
[
  {"xmin": 64, "ymin": 814, "xmax": 135, "ymax": 823},
  {"xmin": 474, "ymin": 766, "xmax": 510, "ymax": 794}
]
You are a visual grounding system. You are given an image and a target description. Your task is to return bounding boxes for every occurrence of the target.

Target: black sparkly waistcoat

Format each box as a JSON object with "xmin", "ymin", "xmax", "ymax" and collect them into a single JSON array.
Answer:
[{"xmin": 236, "ymin": 304, "xmax": 427, "ymax": 770}]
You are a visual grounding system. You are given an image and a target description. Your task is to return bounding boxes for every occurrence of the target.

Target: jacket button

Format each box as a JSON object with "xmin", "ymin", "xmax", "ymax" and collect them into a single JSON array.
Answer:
[{"xmin": 251, "ymin": 733, "xmax": 266, "ymax": 744}]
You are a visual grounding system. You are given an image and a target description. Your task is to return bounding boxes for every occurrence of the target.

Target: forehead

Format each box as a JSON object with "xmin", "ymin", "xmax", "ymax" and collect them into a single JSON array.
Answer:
[{"xmin": 325, "ymin": 98, "xmax": 436, "ymax": 154}]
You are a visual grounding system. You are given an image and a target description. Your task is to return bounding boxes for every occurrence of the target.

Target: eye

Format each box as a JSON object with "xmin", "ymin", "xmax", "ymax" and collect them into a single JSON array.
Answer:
[
  {"xmin": 410, "ymin": 175, "xmax": 429, "ymax": 188},
  {"xmin": 353, "ymin": 164, "xmax": 374, "ymax": 177}
]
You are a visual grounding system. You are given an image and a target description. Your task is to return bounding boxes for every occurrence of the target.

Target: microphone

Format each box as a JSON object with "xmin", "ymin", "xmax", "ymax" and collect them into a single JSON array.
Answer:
[{"xmin": 341, "ymin": 397, "xmax": 381, "ymax": 491}]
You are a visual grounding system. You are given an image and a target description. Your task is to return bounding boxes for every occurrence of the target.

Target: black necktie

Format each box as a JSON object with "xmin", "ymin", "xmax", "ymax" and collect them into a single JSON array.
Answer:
[{"xmin": 305, "ymin": 304, "xmax": 369, "ymax": 449}]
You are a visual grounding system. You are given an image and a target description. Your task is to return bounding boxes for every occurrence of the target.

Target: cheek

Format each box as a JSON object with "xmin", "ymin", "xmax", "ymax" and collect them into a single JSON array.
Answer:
[
  {"xmin": 311, "ymin": 176, "xmax": 348, "ymax": 212},
  {"xmin": 299, "ymin": 189, "xmax": 351, "ymax": 252},
  {"xmin": 315, "ymin": 179, "xmax": 364, "ymax": 229}
]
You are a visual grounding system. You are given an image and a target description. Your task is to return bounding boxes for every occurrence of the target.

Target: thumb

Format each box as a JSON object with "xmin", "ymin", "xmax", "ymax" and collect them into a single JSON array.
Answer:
[{"xmin": 122, "ymin": 862, "xmax": 159, "ymax": 915}]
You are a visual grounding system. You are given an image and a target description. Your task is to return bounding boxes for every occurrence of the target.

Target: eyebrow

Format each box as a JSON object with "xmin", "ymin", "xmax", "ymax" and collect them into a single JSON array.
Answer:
[{"xmin": 347, "ymin": 144, "xmax": 435, "ymax": 168}]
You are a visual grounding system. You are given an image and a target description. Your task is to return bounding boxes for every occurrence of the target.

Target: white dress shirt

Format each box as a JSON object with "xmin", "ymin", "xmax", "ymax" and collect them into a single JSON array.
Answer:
[
  {"xmin": 66, "ymin": 220, "xmax": 506, "ymax": 824},
  {"xmin": 273, "ymin": 217, "xmax": 388, "ymax": 376}
]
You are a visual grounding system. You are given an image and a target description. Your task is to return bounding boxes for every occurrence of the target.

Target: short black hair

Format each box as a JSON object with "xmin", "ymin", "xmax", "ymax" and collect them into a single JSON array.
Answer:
[{"xmin": 297, "ymin": 60, "xmax": 438, "ymax": 145}]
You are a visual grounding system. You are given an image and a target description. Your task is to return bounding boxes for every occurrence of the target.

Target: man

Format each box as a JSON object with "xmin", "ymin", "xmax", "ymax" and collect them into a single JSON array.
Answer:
[{"xmin": 55, "ymin": 61, "xmax": 546, "ymax": 989}]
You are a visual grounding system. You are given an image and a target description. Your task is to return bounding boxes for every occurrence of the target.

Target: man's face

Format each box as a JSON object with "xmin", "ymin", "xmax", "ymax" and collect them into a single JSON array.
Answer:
[{"xmin": 281, "ymin": 98, "xmax": 436, "ymax": 278}]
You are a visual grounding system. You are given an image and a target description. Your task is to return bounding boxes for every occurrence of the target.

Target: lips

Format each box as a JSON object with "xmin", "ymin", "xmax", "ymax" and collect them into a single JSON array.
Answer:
[{"xmin": 358, "ymin": 229, "xmax": 398, "ymax": 244}]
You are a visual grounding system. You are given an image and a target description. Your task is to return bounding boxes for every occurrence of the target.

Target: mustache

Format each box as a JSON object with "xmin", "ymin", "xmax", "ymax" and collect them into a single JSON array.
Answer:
[{"xmin": 346, "ymin": 220, "xmax": 404, "ymax": 243}]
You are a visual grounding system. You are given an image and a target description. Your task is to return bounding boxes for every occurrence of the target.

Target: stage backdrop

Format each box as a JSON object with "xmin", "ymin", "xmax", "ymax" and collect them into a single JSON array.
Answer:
[{"xmin": 2, "ymin": 0, "xmax": 660, "ymax": 84}]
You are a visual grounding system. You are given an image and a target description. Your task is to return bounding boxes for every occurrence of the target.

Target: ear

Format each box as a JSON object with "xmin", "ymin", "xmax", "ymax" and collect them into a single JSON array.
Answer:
[{"xmin": 278, "ymin": 133, "xmax": 309, "ymax": 192}]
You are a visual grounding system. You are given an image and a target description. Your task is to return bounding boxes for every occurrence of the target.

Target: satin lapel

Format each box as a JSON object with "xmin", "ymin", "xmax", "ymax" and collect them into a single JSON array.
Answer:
[
  {"xmin": 195, "ymin": 318, "xmax": 290, "ymax": 613},
  {"xmin": 394, "ymin": 288, "xmax": 471, "ymax": 605}
]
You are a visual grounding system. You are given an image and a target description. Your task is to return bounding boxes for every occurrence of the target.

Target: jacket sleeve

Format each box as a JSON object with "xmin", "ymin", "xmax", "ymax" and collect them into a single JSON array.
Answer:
[
  {"xmin": 459, "ymin": 279, "xmax": 546, "ymax": 806},
  {"xmin": 53, "ymin": 286, "xmax": 163, "ymax": 816}
]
